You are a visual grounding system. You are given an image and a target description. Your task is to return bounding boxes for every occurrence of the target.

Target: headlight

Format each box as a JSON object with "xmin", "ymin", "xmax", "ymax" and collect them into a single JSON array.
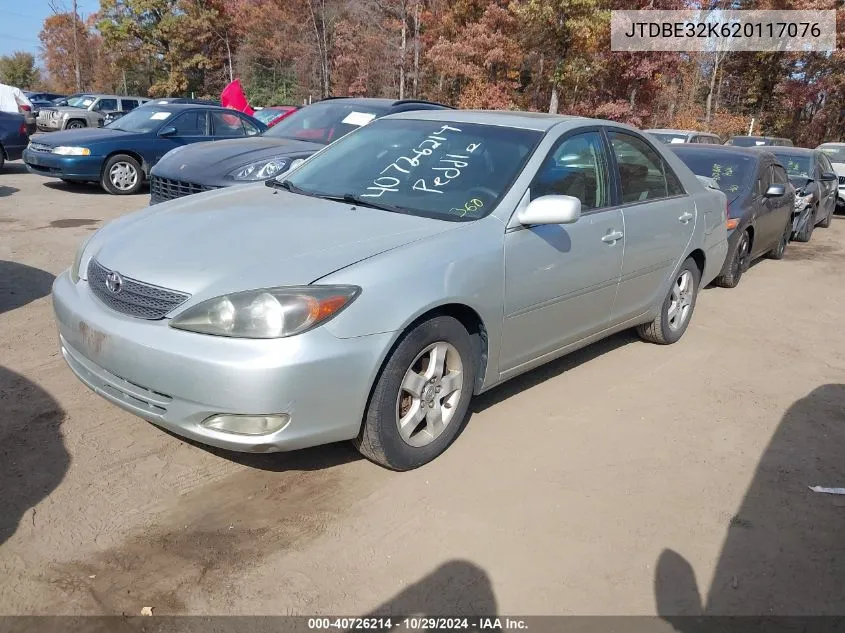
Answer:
[
  {"xmin": 170, "ymin": 285, "xmax": 361, "ymax": 338},
  {"xmin": 794, "ymin": 193, "xmax": 813, "ymax": 210},
  {"xmin": 70, "ymin": 234, "xmax": 93, "ymax": 283},
  {"xmin": 54, "ymin": 146, "xmax": 91, "ymax": 156},
  {"xmin": 228, "ymin": 157, "xmax": 290, "ymax": 181}
]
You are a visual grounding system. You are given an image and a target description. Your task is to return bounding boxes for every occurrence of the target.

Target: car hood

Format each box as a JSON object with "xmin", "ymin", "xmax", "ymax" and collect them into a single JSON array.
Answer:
[
  {"xmin": 89, "ymin": 185, "xmax": 456, "ymax": 302},
  {"xmin": 153, "ymin": 136, "xmax": 324, "ymax": 177},
  {"xmin": 33, "ymin": 127, "xmax": 135, "ymax": 147}
]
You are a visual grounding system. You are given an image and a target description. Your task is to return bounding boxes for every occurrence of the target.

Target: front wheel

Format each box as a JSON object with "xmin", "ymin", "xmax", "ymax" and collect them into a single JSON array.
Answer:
[
  {"xmin": 355, "ymin": 316, "xmax": 476, "ymax": 471},
  {"xmin": 101, "ymin": 154, "xmax": 143, "ymax": 195},
  {"xmin": 637, "ymin": 257, "xmax": 701, "ymax": 345},
  {"xmin": 65, "ymin": 120, "xmax": 85, "ymax": 130}
]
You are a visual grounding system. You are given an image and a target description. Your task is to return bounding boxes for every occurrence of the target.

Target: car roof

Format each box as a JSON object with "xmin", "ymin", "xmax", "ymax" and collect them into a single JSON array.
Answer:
[
  {"xmin": 729, "ymin": 135, "xmax": 789, "ymax": 141},
  {"xmin": 384, "ymin": 109, "xmax": 589, "ymax": 131},
  {"xmin": 818, "ymin": 142, "xmax": 845, "ymax": 147},
  {"xmin": 647, "ymin": 129, "xmax": 716, "ymax": 136},
  {"xmin": 140, "ymin": 103, "xmax": 246, "ymax": 113},
  {"xmin": 671, "ymin": 144, "xmax": 769, "ymax": 159},
  {"xmin": 76, "ymin": 94, "xmax": 148, "ymax": 100}
]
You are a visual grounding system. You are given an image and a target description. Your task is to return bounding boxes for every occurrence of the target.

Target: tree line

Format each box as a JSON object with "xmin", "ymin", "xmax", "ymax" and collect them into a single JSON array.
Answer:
[{"xmin": 1, "ymin": 0, "xmax": 843, "ymax": 146}]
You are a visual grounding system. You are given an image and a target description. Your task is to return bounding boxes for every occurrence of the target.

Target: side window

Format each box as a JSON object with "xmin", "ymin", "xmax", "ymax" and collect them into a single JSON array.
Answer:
[
  {"xmin": 772, "ymin": 165, "xmax": 788, "ymax": 184},
  {"xmin": 169, "ymin": 111, "xmax": 207, "ymax": 136},
  {"xmin": 529, "ymin": 131, "xmax": 610, "ymax": 210},
  {"xmin": 121, "ymin": 99, "xmax": 139, "ymax": 111},
  {"xmin": 211, "ymin": 111, "xmax": 248, "ymax": 138},
  {"xmin": 609, "ymin": 132, "xmax": 684, "ymax": 203},
  {"xmin": 93, "ymin": 98, "xmax": 118, "ymax": 112},
  {"xmin": 820, "ymin": 154, "xmax": 833, "ymax": 174},
  {"xmin": 240, "ymin": 116, "xmax": 261, "ymax": 137}
]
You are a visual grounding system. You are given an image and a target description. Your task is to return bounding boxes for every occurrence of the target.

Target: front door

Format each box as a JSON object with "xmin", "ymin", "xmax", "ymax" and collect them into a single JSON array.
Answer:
[
  {"xmin": 607, "ymin": 131, "xmax": 696, "ymax": 323},
  {"xmin": 500, "ymin": 130, "xmax": 624, "ymax": 374}
]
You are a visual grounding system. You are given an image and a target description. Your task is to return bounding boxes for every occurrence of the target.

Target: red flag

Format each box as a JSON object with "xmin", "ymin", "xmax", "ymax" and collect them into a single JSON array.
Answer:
[{"xmin": 220, "ymin": 79, "xmax": 254, "ymax": 116}]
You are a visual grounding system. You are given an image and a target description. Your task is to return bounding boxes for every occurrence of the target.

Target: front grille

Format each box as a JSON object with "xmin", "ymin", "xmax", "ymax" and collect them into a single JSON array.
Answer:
[
  {"xmin": 87, "ymin": 258, "xmax": 190, "ymax": 320},
  {"xmin": 28, "ymin": 142, "xmax": 53, "ymax": 153},
  {"xmin": 839, "ymin": 175, "xmax": 845, "ymax": 186},
  {"xmin": 149, "ymin": 175, "xmax": 216, "ymax": 203}
]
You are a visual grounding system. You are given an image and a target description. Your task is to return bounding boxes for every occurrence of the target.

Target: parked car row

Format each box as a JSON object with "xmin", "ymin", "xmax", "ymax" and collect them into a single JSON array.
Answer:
[
  {"xmin": 646, "ymin": 129, "xmax": 795, "ymax": 148},
  {"xmin": 3, "ymin": 97, "xmax": 840, "ymax": 469}
]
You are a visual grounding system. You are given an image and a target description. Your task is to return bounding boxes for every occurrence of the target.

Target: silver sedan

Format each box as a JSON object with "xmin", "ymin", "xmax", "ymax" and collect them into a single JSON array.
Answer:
[{"xmin": 52, "ymin": 111, "xmax": 728, "ymax": 470}]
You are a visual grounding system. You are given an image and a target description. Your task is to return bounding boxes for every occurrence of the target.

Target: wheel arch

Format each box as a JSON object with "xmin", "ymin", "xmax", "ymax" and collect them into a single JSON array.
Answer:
[
  {"xmin": 686, "ymin": 248, "xmax": 706, "ymax": 276},
  {"xmin": 64, "ymin": 118, "xmax": 87, "ymax": 129}
]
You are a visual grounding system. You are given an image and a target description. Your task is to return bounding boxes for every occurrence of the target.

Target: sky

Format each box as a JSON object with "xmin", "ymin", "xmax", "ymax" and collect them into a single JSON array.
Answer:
[{"xmin": 0, "ymin": 0, "xmax": 98, "ymax": 60}]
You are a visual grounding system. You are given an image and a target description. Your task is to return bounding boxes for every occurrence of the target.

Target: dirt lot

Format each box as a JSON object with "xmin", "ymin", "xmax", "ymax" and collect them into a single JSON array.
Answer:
[{"xmin": 1, "ymin": 160, "xmax": 845, "ymax": 617}]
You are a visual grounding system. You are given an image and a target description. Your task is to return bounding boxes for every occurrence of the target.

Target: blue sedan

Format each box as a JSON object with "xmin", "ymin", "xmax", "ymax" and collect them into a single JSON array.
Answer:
[{"xmin": 23, "ymin": 104, "xmax": 267, "ymax": 195}]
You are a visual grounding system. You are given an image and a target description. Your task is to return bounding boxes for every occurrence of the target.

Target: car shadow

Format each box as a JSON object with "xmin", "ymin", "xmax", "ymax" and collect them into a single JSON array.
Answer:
[
  {"xmin": 158, "ymin": 427, "xmax": 363, "ymax": 473},
  {"xmin": 361, "ymin": 560, "xmax": 498, "ymax": 618},
  {"xmin": 1, "ymin": 162, "xmax": 28, "ymax": 175},
  {"xmin": 0, "ymin": 365, "xmax": 69, "ymax": 546},
  {"xmin": 0, "ymin": 185, "xmax": 19, "ymax": 197},
  {"xmin": 42, "ymin": 181, "xmax": 106, "ymax": 195},
  {"xmin": 654, "ymin": 384, "xmax": 845, "ymax": 620},
  {"xmin": 472, "ymin": 330, "xmax": 638, "ymax": 414},
  {"xmin": 0, "ymin": 260, "xmax": 55, "ymax": 314}
]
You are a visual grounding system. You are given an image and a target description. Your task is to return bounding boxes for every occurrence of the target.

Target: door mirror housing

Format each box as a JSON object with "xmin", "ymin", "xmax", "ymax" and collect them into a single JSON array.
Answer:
[
  {"xmin": 158, "ymin": 126, "xmax": 178, "ymax": 138},
  {"xmin": 764, "ymin": 184, "xmax": 786, "ymax": 197},
  {"xmin": 517, "ymin": 195, "xmax": 582, "ymax": 226},
  {"xmin": 820, "ymin": 171, "xmax": 838, "ymax": 182}
]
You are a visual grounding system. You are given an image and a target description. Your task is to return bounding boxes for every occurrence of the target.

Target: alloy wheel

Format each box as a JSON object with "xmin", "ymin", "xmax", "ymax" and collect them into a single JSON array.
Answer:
[
  {"xmin": 395, "ymin": 341, "xmax": 464, "ymax": 447},
  {"xmin": 667, "ymin": 270, "xmax": 694, "ymax": 332},
  {"xmin": 109, "ymin": 161, "xmax": 139, "ymax": 191}
]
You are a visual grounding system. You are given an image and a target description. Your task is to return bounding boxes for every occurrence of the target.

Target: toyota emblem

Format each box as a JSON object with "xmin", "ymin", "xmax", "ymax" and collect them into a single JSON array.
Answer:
[{"xmin": 105, "ymin": 271, "xmax": 124, "ymax": 294}]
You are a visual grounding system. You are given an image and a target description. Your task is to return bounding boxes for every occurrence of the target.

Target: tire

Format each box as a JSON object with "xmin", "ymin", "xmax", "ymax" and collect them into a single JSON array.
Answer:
[
  {"xmin": 354, "ymin": 316, "xmax": 476, "ymax": 471},
  {"xmin": 819, "ymin": 205, "xmax": 833, "ymax": 228},
  {"xmin": 715, "ymin": 229, "xmax": 750, "ymax": 288},
  {"xmin": 794, "ymin": 206, "xmax": 816, "ymax": 242},
  {"xmin": 0, "ymin": 146, "xmax": 5, "ymax": 172},
  {"xmin": 101, "ymin": 154, "xmax": 143, "ymax": 195},
  {"xmin": 637, "ymin": 257, "xmax": 701, "ymax": 345},
  {"xmin": 767, "ymin": 217, "xmax": 791, "ymax": 260},
  {"xmin": 65, "ymin": 120, "xmax": 85, "ymax": 129}
]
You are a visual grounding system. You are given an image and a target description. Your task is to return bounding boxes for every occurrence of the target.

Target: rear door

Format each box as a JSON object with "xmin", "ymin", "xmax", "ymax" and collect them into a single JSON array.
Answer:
[{"xmin": 607, "ymin": 129, "xmax": 695, "ymax": 323}]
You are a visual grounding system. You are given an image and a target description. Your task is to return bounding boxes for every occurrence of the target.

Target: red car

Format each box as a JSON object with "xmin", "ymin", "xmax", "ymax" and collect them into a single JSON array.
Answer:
[{"xmin": 252, "ymin": 105, "xmax": 299, "ymax": 128}]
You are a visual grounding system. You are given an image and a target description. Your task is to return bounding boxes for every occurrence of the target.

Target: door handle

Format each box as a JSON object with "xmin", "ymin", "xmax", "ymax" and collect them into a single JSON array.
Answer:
[
  {"xmin": 602, "ymin": 230, "xmax": 624, "ymax": 244},
  {"xmin": 678, "ymin": 211, "xmax": 694, "ymax": 223}
]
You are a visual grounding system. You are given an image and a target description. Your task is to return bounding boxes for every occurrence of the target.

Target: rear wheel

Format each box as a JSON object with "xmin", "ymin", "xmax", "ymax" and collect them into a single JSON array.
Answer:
[
  {"xmin": 101, "ymin": 154, "xmax": 143, "ymax": 195},
  {"xmin": 794, "ymin": 206, "xmax": 816, "ymax": 242},
  {"xmin": 767, "ymin": 218, "xmax": 791, "ymax": 260},
  {"xmin": 637, "ymin": 257, "xmax": 701, "ymax": 345},
  {"xmin": 355, "ymin": 316, "xmax": 476, "ymax": 471},
  {"xmin": 715, "ymin": 230, "xmax": 750, "ymax": 288}
]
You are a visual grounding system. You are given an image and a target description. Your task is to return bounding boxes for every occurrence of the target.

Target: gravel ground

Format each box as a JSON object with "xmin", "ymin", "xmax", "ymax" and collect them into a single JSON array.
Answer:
[{"xmin": 1, "ymin": 161, "xmax": 844, "ymax": 617}]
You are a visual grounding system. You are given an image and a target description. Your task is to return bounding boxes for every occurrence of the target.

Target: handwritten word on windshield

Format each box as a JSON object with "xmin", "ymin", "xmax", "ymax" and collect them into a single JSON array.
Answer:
[{"xmin": 361, "ymin": 125, "xmax": 482, "ymax": 198}]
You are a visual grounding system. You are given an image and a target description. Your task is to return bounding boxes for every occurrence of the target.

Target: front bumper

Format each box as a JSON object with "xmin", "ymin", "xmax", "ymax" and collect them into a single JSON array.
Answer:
[
  {"xmin": 23, "ymin": 148, "xmax": 102, "ymax": 180},
  {"xmin": 52, "ymin": 270, "xmax": 392, "ymax": 452}
]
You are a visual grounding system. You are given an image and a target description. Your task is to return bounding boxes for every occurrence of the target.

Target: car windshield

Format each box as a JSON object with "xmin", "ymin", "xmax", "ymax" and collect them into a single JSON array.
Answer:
[
  {"xmin": 819, "ymin": 146, "xmax": 845, "ymax": 164},
  {"xmin": 673, "ymin": 151, "xmax": 753, "ymax": 194},
  {"xmin": 106, "ymin": 108, "xmax": 174, "ymax": 133},
  {"xmin": 67, "ymin": 95, "xmax": 96, "ymax": 108},
  {"xmin": 278, "ymin": 119, "xmax": 542, "ymax": 221},
  {"xmin": 263, "ymin": 101, "xmax": 386, "ymax": 144},
  {"xmin": 650, "ymin": 133, "xmax": 689, "ymax": 144},
  {"xmin": 774, "ymin": 154, "xmax": 812, "ymax": 180}
]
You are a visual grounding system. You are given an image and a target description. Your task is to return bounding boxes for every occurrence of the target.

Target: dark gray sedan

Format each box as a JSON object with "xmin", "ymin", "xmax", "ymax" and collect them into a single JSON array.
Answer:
[
  {"xmin": 148, "ymin": 97, "xmax": 452, "ymax": 204},
  {"xmin": 671, "ymin": 145, "xmax": 794, "ymax": 288}
]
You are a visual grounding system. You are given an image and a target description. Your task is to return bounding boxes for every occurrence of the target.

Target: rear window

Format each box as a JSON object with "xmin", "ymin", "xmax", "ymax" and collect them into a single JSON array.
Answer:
[
  {"xmin": 673, "ymin": 151, "xmax": 754, "ymax": 194},
  {"xmin": 726, "ymin": 137, "xmax": 769, "ymax": 147},
  {"xmin": 263, "ymin": 101, "xmax": 386, "ymax": 145},
  {"xmin": 774, "ymin": 154, "xmax": 812, "ymax": 180}
]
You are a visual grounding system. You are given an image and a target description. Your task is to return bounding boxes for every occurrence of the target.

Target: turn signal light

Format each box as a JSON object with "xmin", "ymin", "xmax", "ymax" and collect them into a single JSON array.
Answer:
[{"xmin": 726, "ymin": 218, "xmax": 739, "ymax": 230}]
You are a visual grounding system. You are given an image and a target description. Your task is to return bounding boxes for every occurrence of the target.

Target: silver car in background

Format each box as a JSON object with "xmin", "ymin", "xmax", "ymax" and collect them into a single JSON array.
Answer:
[
  {"xmin": 37, "ymin": 94, "xmax": 150, "ymax": 131},
  {"xmin": 52, "ymin": 111, "xmax": 728, "ymax": 470}
]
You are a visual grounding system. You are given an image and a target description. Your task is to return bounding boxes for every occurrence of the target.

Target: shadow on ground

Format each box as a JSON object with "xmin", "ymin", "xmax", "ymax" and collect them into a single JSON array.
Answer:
[
  {"xmin": 655, "ymin": 384, "xmax": 845, "ymax": 619},
  {"xmin": 364, "ymin": 560, "xmax": 498, "ymax": 618},
  {"xmin": 0, "ymin": 260, "xmax": 55, "ymax": 314},
  {"xmin": 0, "ymin": 185, "xmax": 19, "ymax": 197},
  {"xmin": 1, "ymin": 162, "xmax": 28, "ymax": 175},
  {"xmin": 0, "ymin": 366, "xmax": 69, "ymax": 546}
]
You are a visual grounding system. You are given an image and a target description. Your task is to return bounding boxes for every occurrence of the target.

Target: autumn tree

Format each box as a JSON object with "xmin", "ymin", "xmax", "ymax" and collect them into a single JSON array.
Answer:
[{"xmin": 0, "ymin": 52, "xmax": 40, "ymax": 89}]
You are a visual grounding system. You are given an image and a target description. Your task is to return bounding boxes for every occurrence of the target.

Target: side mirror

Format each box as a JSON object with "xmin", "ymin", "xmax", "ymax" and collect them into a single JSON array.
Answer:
[
  {"xmin": 764, "ymin": 184, "xmax": 786, "ymax": 197},
  {"xmin": 517, "ymin": 195, "xmax": 581, "ymax": 226},
  {"xmin": 159, "ymin": 126, "xmax": 178, "ymax": 137},
  {"xmin": 821, "ymin": 171, "xmax": 838, "ymax": 182}
]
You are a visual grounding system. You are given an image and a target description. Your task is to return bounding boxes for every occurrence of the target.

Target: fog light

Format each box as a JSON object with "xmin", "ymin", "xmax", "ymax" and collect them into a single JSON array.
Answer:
[{"xmin": 201, "ymin": 414, "xmax": 290, "ymax": 436}]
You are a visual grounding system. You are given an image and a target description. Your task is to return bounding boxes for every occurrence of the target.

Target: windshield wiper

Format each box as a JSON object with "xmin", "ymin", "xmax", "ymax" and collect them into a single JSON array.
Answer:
[
  {"xmin": 266, "ymin": 178, "xmax": 312, "ymax": 195},
  {"xmin": 339, "ymin": 193, "xmax": 409, "ymax": 215}
]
